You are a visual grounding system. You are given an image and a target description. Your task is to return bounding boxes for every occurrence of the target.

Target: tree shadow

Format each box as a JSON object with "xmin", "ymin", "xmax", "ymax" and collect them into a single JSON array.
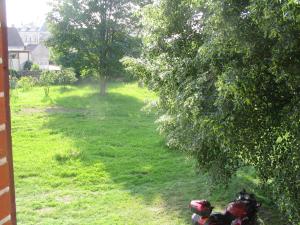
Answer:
[
  {"xmin": 42, "ymin": 90, "xmax": 207, "ymax": 222},
  {"xmin": 42, "ymin": 86, "xmax": 286, "ymax": 224}
]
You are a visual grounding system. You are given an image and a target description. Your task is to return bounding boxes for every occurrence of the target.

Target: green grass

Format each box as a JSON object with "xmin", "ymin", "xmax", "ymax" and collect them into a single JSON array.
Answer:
[{"xmin": 11, "ymin": 83, "xmax": 284, "ymax": 225}]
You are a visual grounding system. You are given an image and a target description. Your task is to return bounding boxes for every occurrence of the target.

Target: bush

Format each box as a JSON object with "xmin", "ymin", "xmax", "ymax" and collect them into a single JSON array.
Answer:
[
  {"xmin": 17, "ymin": 76, "xmax": 38, "ymax": 91},
  {"xmin": 31, "ymin": 64, "xmax": 40, "ymax": 71},
  {"xmin": 23, "ymin": 61, "xmax": 33, "ymax": 71},
  {"xmin": 9, "ymin": 69, "xmax": 20, "ymax": 78},
  {"xmin": 40, "ymin": 71, "xmax": 57, "ymax": 86},
  {"xmin": 9, "ymin": 76, "xmax": 18, "ymax": 89},
  {"xmin": 57, "ymin": 68, "xmax": 78, "ymax": 85},
  {"xmin": 40, "ymin": 69, "xmax": 78, "ymax": 96},
  {"xmin": 40, "ymin": 71, "xmax": 56, "ymax": 97},
  {"xmin": 40, "ymin": 69, "xmax": 78, "ymax": 86}
]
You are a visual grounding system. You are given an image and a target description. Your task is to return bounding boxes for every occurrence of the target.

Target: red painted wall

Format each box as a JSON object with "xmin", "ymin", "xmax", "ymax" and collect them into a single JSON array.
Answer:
[{"xmin": 0, "ymin": 0, "xmax": 17, "ymax": 224}]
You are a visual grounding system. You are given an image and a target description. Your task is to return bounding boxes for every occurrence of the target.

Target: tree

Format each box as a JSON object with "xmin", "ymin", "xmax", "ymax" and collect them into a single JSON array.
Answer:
[
  {"xmin": 124, "ymin": 0, "xmax": 300, "ymax": 223},
  {"xmin": 47, "ymin": 0, "xmax": 145, "ymax": 95},
  {"xmin": 49, "ymin": 47, "xmax": 86, "ymax": 78}
]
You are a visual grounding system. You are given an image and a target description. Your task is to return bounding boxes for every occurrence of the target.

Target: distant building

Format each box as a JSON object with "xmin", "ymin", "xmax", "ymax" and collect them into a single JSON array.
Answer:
[
  {"xmin": 7, "ymin": 23, "xmax": 52, "ymax": 71},
  {"xmin": 18, "ymin": 23, "xmax": 51, "ymax": 46},
  {"xmin": 26, "ymin": 43, "xmax": 50, "ymax": 70},
  {"xmin": 7, "ymin": 27, "xmax": 30, "ymax": 70}
]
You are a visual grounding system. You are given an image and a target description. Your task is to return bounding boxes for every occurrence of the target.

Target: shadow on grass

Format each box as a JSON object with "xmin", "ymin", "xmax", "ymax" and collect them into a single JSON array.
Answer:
[{"xmin": 42, "ymin": 84, "xmax": 285, "ymax": 224}]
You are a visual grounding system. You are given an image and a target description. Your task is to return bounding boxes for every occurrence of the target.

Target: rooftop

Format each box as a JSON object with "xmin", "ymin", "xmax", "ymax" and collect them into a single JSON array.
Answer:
[{"xmin": 7, "ymin": 27, "xmax": 24, "ymax": 48}]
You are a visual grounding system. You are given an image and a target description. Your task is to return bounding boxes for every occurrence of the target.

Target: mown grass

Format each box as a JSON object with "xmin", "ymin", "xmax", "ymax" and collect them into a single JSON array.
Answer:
[{"xmin": 10, "ymin": 83, "xmax": 284, "ymax": 225}]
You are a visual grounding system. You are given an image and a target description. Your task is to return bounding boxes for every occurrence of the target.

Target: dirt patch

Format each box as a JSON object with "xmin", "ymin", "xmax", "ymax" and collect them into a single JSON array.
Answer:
[
  {"xmin": 37, "ymin": 207, "xmax": 54, "ymax": 214},
  {"xmin": 20, "ymin": 107, "xmax": 86, "ymax": 115},
  {"xmin": 56, "ymin": 195, "xmax": 73, "ymax": 204},
  {"xmin": 149, "ymin": 206, "xmax": 164, "ymax": 213}
]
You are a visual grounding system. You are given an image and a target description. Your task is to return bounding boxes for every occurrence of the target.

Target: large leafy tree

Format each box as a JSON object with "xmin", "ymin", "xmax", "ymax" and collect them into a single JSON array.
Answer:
[
  {"xmin": 47, "ymin": 0, "xmax": 146, "ymax": 95},
  {"xmin": 124, "ymin": 0, "xmax": 300, "ymax": 223}
]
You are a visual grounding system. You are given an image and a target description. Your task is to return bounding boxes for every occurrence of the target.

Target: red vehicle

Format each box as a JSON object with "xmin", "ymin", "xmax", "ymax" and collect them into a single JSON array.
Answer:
[{"xmin": 190, "ymin": 190, "xmax": 261, "ymax": 225}]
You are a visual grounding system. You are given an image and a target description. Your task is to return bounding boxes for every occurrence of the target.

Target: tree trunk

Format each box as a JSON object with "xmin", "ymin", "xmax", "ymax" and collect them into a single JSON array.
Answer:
[{"xmin": 100, "ymin": 77, "xmax": 107, "ymax": 96}]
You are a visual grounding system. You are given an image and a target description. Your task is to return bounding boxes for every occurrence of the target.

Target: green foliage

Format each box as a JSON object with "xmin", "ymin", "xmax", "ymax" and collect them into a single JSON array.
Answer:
[
  {"xmin": 128, "ymin": 0, "xmax": 300, "ymax": 223},
  {"xmin": 9, "ymin": 69, "xmax": 20, "ymax": 78},
  {"xmin": 31, "ymin": 64, "xmax": 40, "ymax": 71},
  {"xmin": 9, "ymin": 76, "xmax": 18, "ymax": 89},
  {"xmin": 49, "ymin": 47, "xmax": 88, "ymax": 78},
  {"xmin": 23, "ymin": 60, "xmax": 33, "ymax": 71},
  {"xmin": 80, "ymin": 68, "xmax": 98, "ymax": 80},
  {"xmin": 40, "ymin": 71, "xmax": 57, "ymax": 86},
  {"xmin": 47, "ymin": 0, "xmax": 148, "ymax": 94},
  {"xmin": 121, "ymin": 57, "xmax": 151, "ymax": 81},
  {"xmin": 40, "ymin": 69, "xmax": 78, "ymax": 96},
  {"xmin": 17, "ymin": 76, "xmax": 38, "ymax": 91},
  {"xmin": 57, "ymin": 68, "xmax": 78, "ymax": 85},
  {"xmin": 40, "ymin": 71, "xmax": 55, "ymax": 96},
  {"xmin": 40, "ymin": 69, "xmax": 78, "ymax": 86}
]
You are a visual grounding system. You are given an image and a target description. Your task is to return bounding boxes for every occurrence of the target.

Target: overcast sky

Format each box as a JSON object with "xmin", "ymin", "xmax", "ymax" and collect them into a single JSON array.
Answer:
[{"xmin": 6, "ymin": 0, "xmax": 51, "ymax": 26}]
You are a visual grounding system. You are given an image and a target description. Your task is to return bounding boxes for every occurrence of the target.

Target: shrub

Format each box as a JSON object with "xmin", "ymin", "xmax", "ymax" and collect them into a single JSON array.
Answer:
[
  {"xmin": 40, "ymin": 71, "xmax": 57, "ymax": 86},
  {"xmin": 40, "ymin": 69, "xmax": 78, "ymax": 86},
  {"xmin": 9, "ymin": 76, "xmax": 18, "ymax": 89},
  {"xmin": 9, "ymin": 69, "xmax": 20, "ymax": 78},
  {"xmin": 17, "ymin": 76, "xmax": 37, "ymax": 91},
  {"xmin": 57, "ymin": 68, "xmax": 78, "ymax": 85},
  {"xmin": 40, "ymin": 71, "xmax": 56, "ymax": 96},
  {"xmin": 40, "ymin": 69, "xmax": 78, "ymax": 96},
  {"xmin": 23, "ymin": 61, "xmax": 33, "ymax": 71},
  {"xmin": 31, "ymin": 64, "xmax": 40, "ymax": 71}
]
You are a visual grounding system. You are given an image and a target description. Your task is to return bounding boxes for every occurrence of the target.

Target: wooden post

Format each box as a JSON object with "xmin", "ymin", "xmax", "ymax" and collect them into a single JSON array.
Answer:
[{"xmin": 0, "ymin": 0, "xmax": 17, "ymax": 224}]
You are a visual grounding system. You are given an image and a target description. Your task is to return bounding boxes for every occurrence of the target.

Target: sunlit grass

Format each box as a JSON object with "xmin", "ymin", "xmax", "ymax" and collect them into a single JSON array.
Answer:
[{"xmin": 11, "ymin": 82, "xmax": 284, "ymax": 224}]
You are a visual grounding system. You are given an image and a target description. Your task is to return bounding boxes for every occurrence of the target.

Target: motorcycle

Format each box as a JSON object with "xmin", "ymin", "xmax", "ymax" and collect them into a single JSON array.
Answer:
[{"xmin": 190, "ymin": 189, "xmax": 261, "ymax": 225}]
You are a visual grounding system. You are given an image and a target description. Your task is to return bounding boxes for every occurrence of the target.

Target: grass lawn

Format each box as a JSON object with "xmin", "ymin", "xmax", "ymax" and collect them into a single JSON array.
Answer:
[{"xmin": 10, "ymin": 83, "xmax": 284, "ymax": 224}]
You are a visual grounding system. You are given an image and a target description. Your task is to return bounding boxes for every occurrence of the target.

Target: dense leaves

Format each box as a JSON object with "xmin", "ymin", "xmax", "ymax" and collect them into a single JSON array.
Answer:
[
  {"xmin": 124, "ymin": 0, "xmax": 300, "ymax": 223},
  {"xmin": 40, "ymin": 69, "xmax": 77, "ymax": 86}
]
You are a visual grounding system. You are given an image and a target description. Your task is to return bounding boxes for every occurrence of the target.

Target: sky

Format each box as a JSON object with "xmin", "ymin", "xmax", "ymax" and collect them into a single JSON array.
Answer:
[{"xmin": 6, "ymin": 0, "xmax": 51, "ymax": 27}]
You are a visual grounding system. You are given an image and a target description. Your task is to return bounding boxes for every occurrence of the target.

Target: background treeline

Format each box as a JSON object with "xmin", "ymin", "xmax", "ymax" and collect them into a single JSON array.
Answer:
[{"xmin": 123, "ymin": 0, "xmax": 300, "ymax": 224}]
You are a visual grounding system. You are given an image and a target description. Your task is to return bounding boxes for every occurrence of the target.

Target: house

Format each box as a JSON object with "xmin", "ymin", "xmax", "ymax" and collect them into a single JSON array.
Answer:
[
  {"xmin": 26, "ymin": 43, "xmax": 50, "ymax": 70},
  {"xmin": 18, "ymin": 24, "xmax": 51, "ymax": 70},
  {"xmin": 18, "ymin": 25, "xmax": 39, "ymax": 45},
  {"xmin": 7, "ymin": 23, "xmax": 51, "ymax": 71},
  {"xmin": 7, "ymin": 27, "xmax": 30, "ymax": 70},
  {"xmin": 18, "ymin": 23, "xmax": 51, "ymax": 46}
]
